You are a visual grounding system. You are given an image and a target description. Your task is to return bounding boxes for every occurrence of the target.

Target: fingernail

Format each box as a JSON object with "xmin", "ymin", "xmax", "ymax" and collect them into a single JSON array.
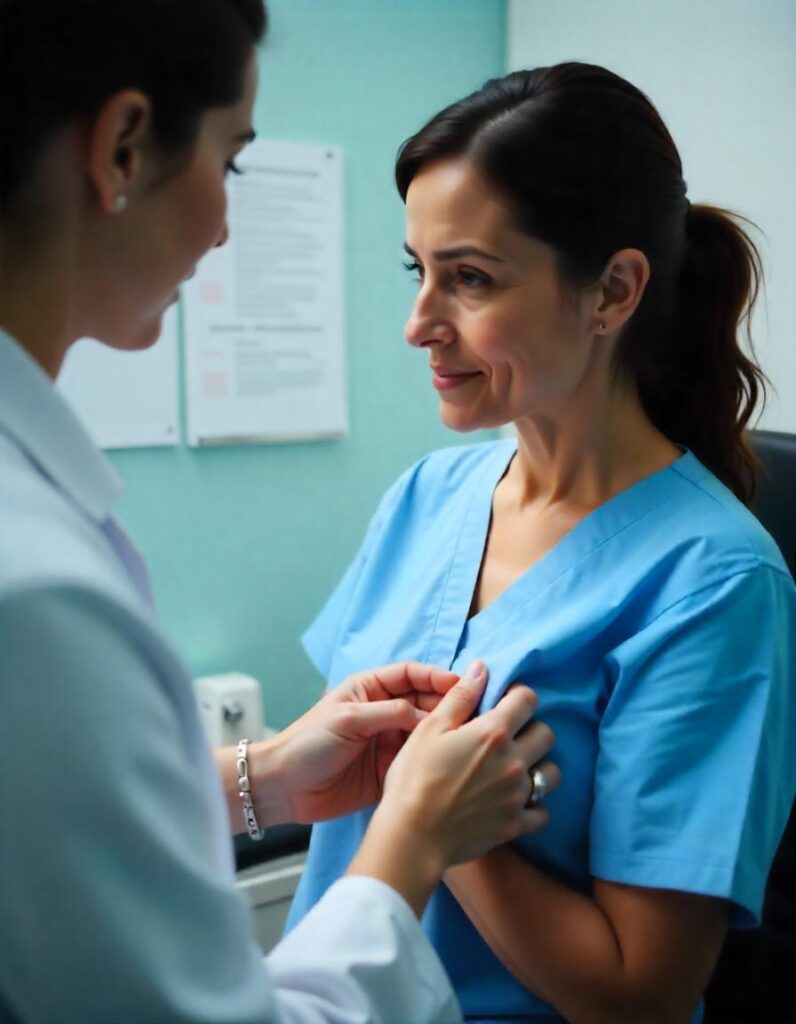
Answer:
[{"xmin": 464, "ymin": 659, "xmax": 487, "ymax": 685}]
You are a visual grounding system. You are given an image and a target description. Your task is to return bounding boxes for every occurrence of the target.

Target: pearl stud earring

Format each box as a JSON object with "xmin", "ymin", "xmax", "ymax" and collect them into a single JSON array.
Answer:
[{"xmin": 113, "ymin": 195, "xmax": 128, "ymax": 213}]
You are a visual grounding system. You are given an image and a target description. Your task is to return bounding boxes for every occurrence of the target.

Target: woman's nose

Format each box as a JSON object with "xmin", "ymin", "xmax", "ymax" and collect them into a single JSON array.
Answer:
[{"xmin": 404, "ymin": 292, "xmax": 455, "ymax": 349}]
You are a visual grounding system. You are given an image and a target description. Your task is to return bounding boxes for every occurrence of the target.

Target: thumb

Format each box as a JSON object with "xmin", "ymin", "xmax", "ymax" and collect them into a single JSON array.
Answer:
[{"xmin": 427, "ymin": 660, "xmax": 488, "ymax": 730}]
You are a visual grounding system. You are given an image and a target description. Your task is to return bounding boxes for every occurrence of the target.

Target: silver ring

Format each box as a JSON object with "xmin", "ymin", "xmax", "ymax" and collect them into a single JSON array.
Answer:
[{"xmin": 529, "ymin": 766, "xmax": 549, "ymax": 805}]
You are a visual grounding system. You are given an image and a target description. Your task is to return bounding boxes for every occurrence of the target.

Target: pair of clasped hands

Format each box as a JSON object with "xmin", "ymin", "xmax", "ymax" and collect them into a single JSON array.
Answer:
[{"xmin": 239, "ymin": 660, "xmax": 559, "ymax": 915}]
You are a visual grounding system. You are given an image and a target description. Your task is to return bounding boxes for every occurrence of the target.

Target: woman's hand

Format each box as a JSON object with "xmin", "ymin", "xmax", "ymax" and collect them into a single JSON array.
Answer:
[
  {"xmin": 217, "ymin": 661, "xmax": 461, "ymax": 831},
  {"xmin": 348, "ymin": 662, "xmax": 559, "ymax": 916}
]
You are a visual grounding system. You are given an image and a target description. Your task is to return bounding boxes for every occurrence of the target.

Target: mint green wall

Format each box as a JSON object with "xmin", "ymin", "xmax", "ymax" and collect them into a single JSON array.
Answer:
[{"xmin": 110, "ymin": 0, "xmax": 505, "ymax": 728}]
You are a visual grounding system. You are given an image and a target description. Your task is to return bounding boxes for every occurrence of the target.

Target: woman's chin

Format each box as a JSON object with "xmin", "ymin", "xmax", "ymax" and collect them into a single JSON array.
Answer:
[
  {"xmin": 138, "ymin": 318, "xmax": 165, "ymax": 349},
  {"xmin": 101, "ymin": 317, "xmax": 164, "ymax": 353},
  {"xmin": 439, "ymin": 405, "xmax": 485, "ymax": 434},
  {"xmin": 439, "ymin": 402, "xmax": 510, "ymax": 435}
]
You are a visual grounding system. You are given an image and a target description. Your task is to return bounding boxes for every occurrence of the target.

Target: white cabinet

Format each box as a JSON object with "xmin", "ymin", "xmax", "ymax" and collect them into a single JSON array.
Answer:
[{"xmin": 237, "ymin": 852, "xmax": 306, "ymax": 953}]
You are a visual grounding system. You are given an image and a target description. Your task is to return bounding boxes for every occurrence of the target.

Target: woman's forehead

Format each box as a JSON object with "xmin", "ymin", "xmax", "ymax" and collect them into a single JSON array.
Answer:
[
  {"xmin": 405, "ymin": 160, "xmax": 512, "ymax": 251},
  {"xmin": 405, "ymin": 158, "xmax": 550, "ymax": 267}
]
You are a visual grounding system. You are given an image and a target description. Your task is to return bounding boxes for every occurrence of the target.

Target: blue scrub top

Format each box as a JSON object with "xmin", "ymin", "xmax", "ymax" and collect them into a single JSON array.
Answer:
[{"xmin": 287, "ymin": 439, "xmax": 796, "ymax": 1024}]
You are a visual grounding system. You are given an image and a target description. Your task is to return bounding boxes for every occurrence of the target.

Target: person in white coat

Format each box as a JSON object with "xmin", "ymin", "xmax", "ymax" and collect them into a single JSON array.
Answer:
[{"xmin": 0, "ymin": 2, "xmax": 558, "ymax": 1022}]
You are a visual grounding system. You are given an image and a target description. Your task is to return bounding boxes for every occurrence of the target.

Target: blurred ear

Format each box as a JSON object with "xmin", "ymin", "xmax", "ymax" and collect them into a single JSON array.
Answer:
[
  {"xmin": 86, "ymin": 90, "xmax": 153, "ymax": 214},
  {"xmin": 592, "ymin": 248, "xmax": 651, "ymax": 334}
]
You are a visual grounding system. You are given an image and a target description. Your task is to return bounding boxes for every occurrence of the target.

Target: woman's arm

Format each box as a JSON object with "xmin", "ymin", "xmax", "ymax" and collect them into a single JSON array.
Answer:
[
  {"xmin": 445, "ymin": 846, "xmax": 729, "ymax": 1024},
  {"xmin": 214, "ymin": 735, "xmax": 289, "ymax": 833}
]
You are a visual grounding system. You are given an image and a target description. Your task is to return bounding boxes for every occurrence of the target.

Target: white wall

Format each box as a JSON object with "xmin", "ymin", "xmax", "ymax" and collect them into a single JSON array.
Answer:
[{"xmin": 507, "ymin": 0, "xmax": 796, "ymax": 433}]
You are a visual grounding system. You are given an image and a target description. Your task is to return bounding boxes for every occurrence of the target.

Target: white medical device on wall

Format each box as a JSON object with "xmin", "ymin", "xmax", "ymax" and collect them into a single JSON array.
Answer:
[{"xmin": 193, "ymin": 673, "xmax": 266, "ymax": 747}]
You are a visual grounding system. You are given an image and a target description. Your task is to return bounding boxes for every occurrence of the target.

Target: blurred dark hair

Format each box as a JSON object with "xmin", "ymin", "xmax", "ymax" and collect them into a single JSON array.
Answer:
[
  {"xmin": 0, "ymin": 0, "xmax": 268, "ymax": 215},
  {"xmin": 396, "ymin": 63, "xmax": 765, "ymax": 503}
]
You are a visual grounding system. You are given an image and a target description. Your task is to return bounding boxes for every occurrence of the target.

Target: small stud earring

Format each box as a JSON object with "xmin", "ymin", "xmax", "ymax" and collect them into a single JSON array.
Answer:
[
  {"xmin": 113, "ymin": 195, "xmax": 128, "ymax": 213},
  {"xmin": 598, "ymin": 321, "xmax": 607, "ymax": 331}
]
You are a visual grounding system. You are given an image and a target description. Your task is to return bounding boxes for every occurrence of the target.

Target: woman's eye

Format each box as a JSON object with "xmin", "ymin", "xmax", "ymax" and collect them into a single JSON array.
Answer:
[
  {"xmin": 401, "ymin": 260, "xmax": 489, "ymax": 291},
  {"xmin": 456, "ymin": 268, "xmax": 490, "ymax": 290},
  {"xmin": 403, "ymin": 259, "xmax": 424, "ymax": 282},
  {"xmin": 225, "ymin": 159, "xmax": 244, "ymax": 178}
]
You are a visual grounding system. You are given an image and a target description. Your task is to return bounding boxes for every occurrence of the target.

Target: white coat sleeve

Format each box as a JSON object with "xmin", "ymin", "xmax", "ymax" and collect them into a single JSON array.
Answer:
[{"xmin": 266, "ymin": 877, "xmax": 462, "ymax": 1024}]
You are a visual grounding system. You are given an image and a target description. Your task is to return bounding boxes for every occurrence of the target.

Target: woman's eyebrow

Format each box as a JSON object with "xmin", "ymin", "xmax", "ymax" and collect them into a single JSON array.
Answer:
[{"xmin": 403, "ymin": 241, "xmax": 505, "ymax": 263}]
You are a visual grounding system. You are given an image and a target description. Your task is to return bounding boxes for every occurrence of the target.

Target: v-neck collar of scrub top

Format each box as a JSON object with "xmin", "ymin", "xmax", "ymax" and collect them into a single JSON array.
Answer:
[
  {"xmin": 434, "ymin": 436, "xmax": 696, "ymax": 681},
  {"xmin": 0, "ymin": 328, "xmax": 122, "ymax": 523}
]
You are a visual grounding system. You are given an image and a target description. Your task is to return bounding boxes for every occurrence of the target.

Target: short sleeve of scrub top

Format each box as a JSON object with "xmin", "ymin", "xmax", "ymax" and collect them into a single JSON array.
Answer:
[{"xmin": 591, "ymin": 565, "xmax": 795, "ymax": 927}]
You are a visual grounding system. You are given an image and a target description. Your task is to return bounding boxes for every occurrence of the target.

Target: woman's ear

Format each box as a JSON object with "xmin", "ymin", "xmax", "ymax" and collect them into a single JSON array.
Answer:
[
  {"xmin": 86, "ymin": 90, "xmax": 153, "ymax": 214},
  {"xmin": 593, "ymin": 248, "xmax": 651, "ymax": 334}
]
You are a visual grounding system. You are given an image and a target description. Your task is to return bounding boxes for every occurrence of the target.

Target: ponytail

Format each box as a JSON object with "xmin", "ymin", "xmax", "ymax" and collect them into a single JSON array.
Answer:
[{"xmin": 625, "ymin": 205, "xmax": 766, "ymax": 504}]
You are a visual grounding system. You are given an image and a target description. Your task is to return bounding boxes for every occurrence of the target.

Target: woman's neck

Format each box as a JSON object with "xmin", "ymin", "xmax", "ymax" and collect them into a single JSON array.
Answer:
[
  {"xmin": 508, "ymin": 382, "xmax": 680, "ymax": 512},
  {"xmin": 0, "ymin": 233, "xmax": 78, "ymax": 379}
]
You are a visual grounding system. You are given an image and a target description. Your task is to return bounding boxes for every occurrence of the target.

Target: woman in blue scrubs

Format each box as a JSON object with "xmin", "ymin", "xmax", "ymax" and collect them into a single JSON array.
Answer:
[{"xmin": 288, "ymin": 64, "xmax": 796, "ymax": 1023}]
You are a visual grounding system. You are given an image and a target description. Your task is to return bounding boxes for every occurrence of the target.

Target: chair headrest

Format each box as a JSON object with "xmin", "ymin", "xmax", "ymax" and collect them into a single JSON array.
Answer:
[{"xmin": 749, "ymin": 430, "xmax": 796, "ymax": 579}]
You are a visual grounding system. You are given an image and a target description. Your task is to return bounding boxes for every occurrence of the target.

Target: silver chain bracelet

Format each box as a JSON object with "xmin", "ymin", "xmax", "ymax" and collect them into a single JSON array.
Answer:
[{"xmin": 236, "ymin": 738, "xmax": 265, "ymax": 841}]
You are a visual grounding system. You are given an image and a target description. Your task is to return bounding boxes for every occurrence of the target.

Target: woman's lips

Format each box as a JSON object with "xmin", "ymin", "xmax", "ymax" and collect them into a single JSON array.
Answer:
[{"xmin": 432, "ymin": 368, "xmax": 482, "ymax": 392}]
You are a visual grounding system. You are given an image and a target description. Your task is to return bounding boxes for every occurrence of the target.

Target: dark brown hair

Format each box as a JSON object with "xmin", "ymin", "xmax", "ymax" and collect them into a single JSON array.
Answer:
[
  {"xmin": 0, "ymin": 0, "xmax": 268, "ymax": 217},
  {"xmin": 396, "ymin": 63, "xmax": 765, "ymax": 503}
]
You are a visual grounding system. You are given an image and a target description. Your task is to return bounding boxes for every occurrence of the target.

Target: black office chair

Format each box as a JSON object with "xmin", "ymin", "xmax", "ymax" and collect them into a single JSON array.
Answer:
[
  {"xmin": 234, "ymin": 822, "xmax": 311, "ymax": 871},
  {"xmin": 703, "ymin": 430, "xmax": 796, "ymax": 1024},
  {"xmin": 748, "ymin": 430, "xmax": 796, "ymax": 578}
]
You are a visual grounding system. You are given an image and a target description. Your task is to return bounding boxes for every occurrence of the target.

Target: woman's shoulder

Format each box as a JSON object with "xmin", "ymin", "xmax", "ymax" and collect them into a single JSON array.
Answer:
[
  {"xmin": 0, "ymin": 433, "xmax": 122, "ymax": 598},
  {"xmin": 667, "ymin": 451, "xmax": 792, "ymax": 583}
]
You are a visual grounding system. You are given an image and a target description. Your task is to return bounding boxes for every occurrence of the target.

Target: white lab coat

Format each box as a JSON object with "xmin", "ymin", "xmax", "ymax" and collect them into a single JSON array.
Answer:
[{"xmin": 0, "ymin": 326, "xmax": 461, "ymax": 1023}]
